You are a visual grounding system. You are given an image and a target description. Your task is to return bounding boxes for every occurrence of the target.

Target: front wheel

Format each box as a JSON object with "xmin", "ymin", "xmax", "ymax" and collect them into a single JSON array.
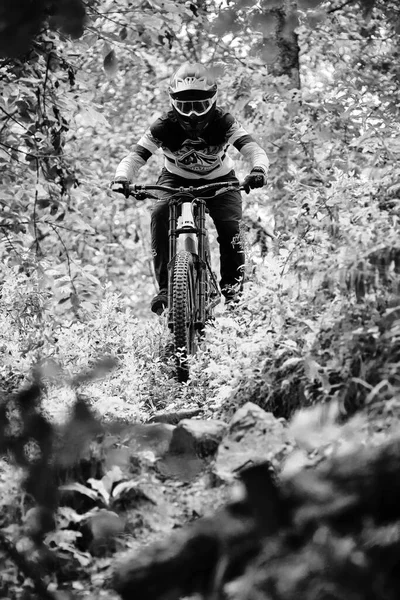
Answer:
[{"xmin": 170, "ymin": 250, "xmax": 197, "ymax": 382}]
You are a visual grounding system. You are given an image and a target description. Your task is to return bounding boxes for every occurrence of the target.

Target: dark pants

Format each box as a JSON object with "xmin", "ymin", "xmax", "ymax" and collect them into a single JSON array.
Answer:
[{"xmin": 151, "ymin": 168, "xmax": 244, "ymax": 297}]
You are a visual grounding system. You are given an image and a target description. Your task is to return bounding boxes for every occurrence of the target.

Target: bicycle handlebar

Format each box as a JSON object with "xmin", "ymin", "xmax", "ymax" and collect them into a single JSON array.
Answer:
[
  {"xmin": 112, "ymin": 180, "xmax": 245, "ymax": 201},
  {"xmin": 129, "ymin": 181, "xmax": 244, "ymax": 195}
]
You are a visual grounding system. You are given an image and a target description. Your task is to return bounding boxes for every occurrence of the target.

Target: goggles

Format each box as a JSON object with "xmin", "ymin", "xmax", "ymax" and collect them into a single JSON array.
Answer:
[{"xmin": 171, "ymin": 94, "xmax": 216, "ymax": 117}]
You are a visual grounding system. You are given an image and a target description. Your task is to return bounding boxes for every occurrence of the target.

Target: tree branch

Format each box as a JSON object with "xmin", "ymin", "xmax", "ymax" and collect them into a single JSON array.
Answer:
[
  {"xmin": 47, "ymin": 222, "xmax": 79, "ymax": 299},
  {"xmin": 0, "ymin": 105, "xmax": 31, "ymax": 134},
  {"xmin": 327, "ymin": 0, "xmax": 357, "ymax": 14},
  {"xmin": 34, "ymin": 158, "xmax": 40, "ymax": 255}
]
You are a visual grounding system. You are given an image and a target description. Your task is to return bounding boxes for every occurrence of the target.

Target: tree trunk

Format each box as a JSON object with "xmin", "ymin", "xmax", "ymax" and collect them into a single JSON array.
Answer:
[{"xmin": 273, "ymin": 0, "xmax": 301, "ymax": 88}]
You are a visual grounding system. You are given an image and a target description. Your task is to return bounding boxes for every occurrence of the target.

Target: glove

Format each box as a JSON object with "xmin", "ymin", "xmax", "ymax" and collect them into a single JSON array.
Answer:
[
  {"xmin": 243, "ymin": 168, "xmax": 267, "ymax": 194},
  {"xmin": 111, "ymin": 177, "xmax": 131, "ymax": 198}
]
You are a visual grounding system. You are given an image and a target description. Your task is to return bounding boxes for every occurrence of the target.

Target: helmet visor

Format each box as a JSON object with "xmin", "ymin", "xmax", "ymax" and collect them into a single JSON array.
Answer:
[{"xmin": 171, "ymin": 94, "xmax": 216, "ymax": 117}]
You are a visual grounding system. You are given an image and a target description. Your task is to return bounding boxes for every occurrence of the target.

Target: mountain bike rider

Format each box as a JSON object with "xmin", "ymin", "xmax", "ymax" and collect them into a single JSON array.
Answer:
[{"xmin": 112, "ymin": 62, "xmax": 270, "ymax": 314}]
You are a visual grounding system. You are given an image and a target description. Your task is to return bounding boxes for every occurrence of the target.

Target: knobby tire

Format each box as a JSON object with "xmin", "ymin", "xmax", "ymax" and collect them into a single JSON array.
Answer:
[{"xmin": 171, "ymin": 250, "xmax": 197, "ymax": 383}]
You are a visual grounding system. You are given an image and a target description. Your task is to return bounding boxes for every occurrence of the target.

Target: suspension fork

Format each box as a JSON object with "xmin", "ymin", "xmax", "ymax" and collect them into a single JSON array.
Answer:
[
  {"xmin": 167, "ymin": 196, "xmax": 206, "ymax": 329},
  {"xmin": 168, "ymin": 199, "xmax": 178, "ymax": 326}
]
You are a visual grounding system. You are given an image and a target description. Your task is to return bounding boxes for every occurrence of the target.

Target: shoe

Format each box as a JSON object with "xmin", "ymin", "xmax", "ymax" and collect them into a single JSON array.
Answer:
[
  {"xmin": 224, "ymin": 294, "xmax": 241, "ymax": 310},
  {"xmin": 223, "ymin": 285, "xmax": 243, "ymax": 309},
  {"xmin": 151, "ymin": 289, "xmax": 168, "ymax": 315}
]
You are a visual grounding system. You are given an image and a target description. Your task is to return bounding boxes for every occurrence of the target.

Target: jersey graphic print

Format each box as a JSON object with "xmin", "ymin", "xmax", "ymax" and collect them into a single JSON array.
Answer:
[{"xmin": 168, "ymin": 138, "xmax": 227, "ymax": 175}]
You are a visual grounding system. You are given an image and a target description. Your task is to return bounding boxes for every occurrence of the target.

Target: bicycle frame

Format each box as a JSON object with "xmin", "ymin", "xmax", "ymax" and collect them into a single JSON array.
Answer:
[{"xmin": 126, "ymin": 180, "xmax": 241, "ymax": 320}]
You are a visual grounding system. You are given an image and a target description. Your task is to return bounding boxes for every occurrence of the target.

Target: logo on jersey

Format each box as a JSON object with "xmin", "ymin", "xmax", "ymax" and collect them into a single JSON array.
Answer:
[{"xmin": 173, "ymin": 139, "xmax": 226, "ymax": 174}]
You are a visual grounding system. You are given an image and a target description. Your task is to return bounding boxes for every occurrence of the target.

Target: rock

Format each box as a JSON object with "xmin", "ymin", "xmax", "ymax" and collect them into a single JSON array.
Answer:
[
  {"xmin": 156, "ymin": 454, "xmax": 205, "ymax": 482},
  {"xmin": 214, "ymin": 402, "xmax": 289, "ymax": 482},
  {"xmin": 148, "ymin": 408, "xmax": 202, "ymax": 425},
  {"xmin": 89, "ymin": 509, "xmax": 124, "ymax": 540},
  {"xmin": 156, "ymin": 419, "xmax": 228, "ymax": 482},
  {"xmin": 168, "ymin": 419, "xmax": 228, "ymax": 459},
  {"xmin": 124, "ymin": 423, "xmax": 175, "ymax": 457},
  {"xmin": 88, "ymin": 509, "xmax": 125, "ymax": 555}
]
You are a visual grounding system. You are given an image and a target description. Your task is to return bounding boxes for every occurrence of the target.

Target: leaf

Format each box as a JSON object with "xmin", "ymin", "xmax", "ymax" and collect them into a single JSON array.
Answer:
[
  {"xmin": 81, "ymin": 32, "xmax": 98, "ymax": 47},
  {"xmin": 152, "ymin": 0, "xmax": 181, "ymax": 13},
  {"xmin": 250, "ymin": 12, "xmax": 276, "ymax": 35},
  {"xmin": 58, "ymin": 506, "xmax": 98, "ymax": 525},
  {"xmin": 208, "ymin": 63, "xmax": 226, "ymax": 79},
  {"xmin": 250, "ymin": 39, "xmax": 280, "ymax": 63},
  {"xmin": 365, "ymin": 379, "xmax": 391, "ymax": 404},
  {"xmin": 55, "ymin": 276, "xmax": 71, "ymax": 287},
  {"xmin": 141, "ymin": 15, "xmax": 164, "ymax": 29},
  {"xmin": 70, "ymin": 549, "xmax": 92, "ymax": 567},
  {"xmin": 281, "ymin": 357, "xmax": 302, "ymax": 370},
  {"xmin": 57, "ymin": 506, "xmax": 82, "ymax": 525},
  {"xmin": 70, "ymin": 213, "xmax": 95, "ymax": 233},
  {"xmin": 288, "ymin": 401, "xmax": 341, "ymax": 451},
  {"xmin": 100, "ymin": 466, "xmax": 124, "ymax": 494},
  {"xmin": 79, "ymin": 105, "xmax": 109, "ymax": 127},
  {"xmin": 82, "ymin": 269, "xmax": 101, "ymax": 286},
  {"xmin": 304, "ymin": 358, "xmax": 322, "ymax": 381},
  {"xmin": 384, "ymin": 138, "xmax": 400, "ymax": 154},
  {"xmin": 60, "ymin": 482, "xmax": 99, "ymax": 502},
  {"xmin": 212, "ymin": 9, "xmax": 241, "ymax": 36},
  {"xmin": 103, "ymin": 49, "xmax": 118, "ymax": 78},
  {"xmin": 235, "ymin": 0, "xmax": 256, "ymax": 7},
  {"xmin": 112, "ymin": 479, "xmax": 140, "ymax": 499},
  {"xmin": 87, "ymin": 478, "xmax": 110, "ymax": 505},
  {"xmin": 0, "ymin": 147, "xmax": 10, "ymax": 162},
  {"xmin": 48, "ymin": 529, "xmax": 82, "ymax": 545},
  {"xmin": 35, "ymin": 183, "xmax": 48, "ymax": 197}
]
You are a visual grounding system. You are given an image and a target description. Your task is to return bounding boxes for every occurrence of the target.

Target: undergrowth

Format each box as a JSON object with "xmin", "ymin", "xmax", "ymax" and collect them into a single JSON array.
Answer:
[{"xmin": 1, "ymin": 222, "xmax": 399, "ymax": 429}]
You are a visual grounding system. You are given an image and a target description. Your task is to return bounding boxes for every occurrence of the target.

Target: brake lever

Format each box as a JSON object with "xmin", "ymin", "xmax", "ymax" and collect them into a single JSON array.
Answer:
[
  {"xmin": 213, "ymin": 183, "xmax": 245, "ymax": 197},
  {"xmin": 133, "ymin": 191, "xmax": 148, "ymax": 201},
  {"xmin": 213, "ymin": 186, "xmax": 229, "ymax": 196}
]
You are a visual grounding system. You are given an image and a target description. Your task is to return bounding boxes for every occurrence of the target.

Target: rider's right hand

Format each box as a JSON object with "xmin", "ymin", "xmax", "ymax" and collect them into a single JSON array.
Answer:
[{"xmin": 111, "ymin": 177, "xmax": 131, "ymax": 198}]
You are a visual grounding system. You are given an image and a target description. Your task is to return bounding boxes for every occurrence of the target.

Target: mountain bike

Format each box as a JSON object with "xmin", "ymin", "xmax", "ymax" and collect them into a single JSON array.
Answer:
[{"xmin": 116, "ymin": 181, "xmax": 243, "ymax": 382}]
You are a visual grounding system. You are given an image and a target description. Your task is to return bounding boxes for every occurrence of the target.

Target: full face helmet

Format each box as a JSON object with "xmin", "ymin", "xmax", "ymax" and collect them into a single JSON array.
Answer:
[{"xmin": 169, "ymin": 63, "xmax": 218, "ymax": 134}]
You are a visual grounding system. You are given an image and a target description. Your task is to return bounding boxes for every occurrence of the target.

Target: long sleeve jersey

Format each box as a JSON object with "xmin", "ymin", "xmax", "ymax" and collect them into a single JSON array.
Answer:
[{"xmin": 115, "ymin": 107, "xmax": 269, "ymax": 182}]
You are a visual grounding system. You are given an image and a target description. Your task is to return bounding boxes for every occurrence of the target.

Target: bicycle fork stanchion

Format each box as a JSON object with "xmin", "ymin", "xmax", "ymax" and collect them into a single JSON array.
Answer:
[{"xmin": 196, "ymin": 198, "xmax": 207, "ymax": 329}]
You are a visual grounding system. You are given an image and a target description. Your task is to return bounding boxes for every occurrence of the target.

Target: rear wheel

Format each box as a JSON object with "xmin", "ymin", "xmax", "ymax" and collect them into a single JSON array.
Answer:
[{"xmin": 171, "ymin": 250, "xmax": 197, "ymax": 382}]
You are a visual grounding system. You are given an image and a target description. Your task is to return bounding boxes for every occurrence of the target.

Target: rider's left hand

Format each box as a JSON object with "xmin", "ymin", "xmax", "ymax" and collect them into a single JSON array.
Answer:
[{"xmin": 243, "ymin": 168, "xmax": 267, "ymax": 194}]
